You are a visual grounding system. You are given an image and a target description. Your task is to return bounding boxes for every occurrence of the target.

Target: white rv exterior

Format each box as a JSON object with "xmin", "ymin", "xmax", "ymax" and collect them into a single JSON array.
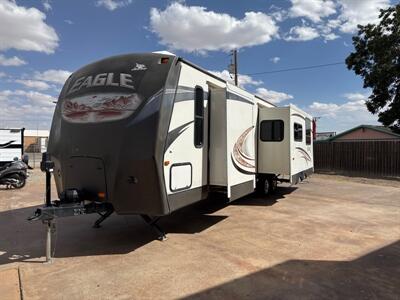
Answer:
[
  {"xmin": 0, "ymin": 128, "xmax": 24, "ymax": 164},
  {"xmin": 163, "ymin": 59, "xmax": 313, "ymax": 205},
  {"xmin": 50, "ymin": 52, "xmax": 313, "ymax": 216}
]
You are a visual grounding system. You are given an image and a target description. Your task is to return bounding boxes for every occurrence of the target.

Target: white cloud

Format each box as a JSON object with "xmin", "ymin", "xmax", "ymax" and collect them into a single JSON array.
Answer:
[
  {"xmin": 322, "ymin": 32, "xmax": 340, "ymax": 41},
  {"xmin": 0, "ymin": 54, "xmax": 26, "ymax": 66},
  {"xmin": 34, "ymin": 69, "xmax": 72, "ymax": 85},
  {"xmin": 0, "ymin": 0, "xmax": 59, "ymax": 53},
  {"xmin": 284, "ymin": 0, "xmax": 390, "ymax": 42},
  {"xmin": 337, "ymin": 0, "xmax": 390, "ymax": 33},
  {"xmin": 0, "ymin": 89, "xmax": 56, "ymax": 129},
  {"xmin": 15, "ymin": 79, "xmax": 50, "ymax": 91},
  {"xmin": 42, "ymin": 0, "xmax": 51, "ymax": 11},
  {"xmin": 256, "ymin": 87, "xmax": 293, "ymax": 104},
  {"xmin": 343, "ymin": 92, "xmax": 367, "ymax": 102},
  {"xmin": 306, "ymin": 92, "xmax": 378, "ymax": 131},
  {"xmin": 96, "ymin": 0, "xmax": 132, "ymax": 11},
  {"xmin": 284, "ymin": 26, "xmax": 320, "ymax": 41},
  {"xmin": 0, "ymin": 72, "xmax": 6, "ymax": 78},
  {"xmin": 269, "ymin": 4, "xmax": 288, "ymax": 22},
  {"xmin": 270, "ymin": 56, "xmax": 281, "ymax": 64},
  {"xmin": 209, "ymin": 70, "xmax": 262, "ymax": 88},
  {"xmin": 150, "ymin": 2, "xmax": 279, "ymax": 53},
  {"xmin": 209, "ymin": 70, "xmax": 293, "ymax": 105},
  {"xmin": 289, "ymin": 0, "xmax": 337, "ymax": 22},
  {"xmin": 64, "ymin": 19, "xmax": 74, "ymax": 25},
  {"xmin": 0, "ymin": 89, "xmax": 56, "ymax": 107}
]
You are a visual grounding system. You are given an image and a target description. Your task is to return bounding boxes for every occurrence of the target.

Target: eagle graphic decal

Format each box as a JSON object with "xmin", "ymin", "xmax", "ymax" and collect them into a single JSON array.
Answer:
[{"xmin": 62, "ymin": 93, "xmax": 143, "ymax": 123}]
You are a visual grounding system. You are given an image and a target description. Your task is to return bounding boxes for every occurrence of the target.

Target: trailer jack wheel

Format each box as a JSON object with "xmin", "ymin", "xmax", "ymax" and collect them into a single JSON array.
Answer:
[{"xmin": 140, "ymin": 215, "xmax": 167, "ymax": 241}]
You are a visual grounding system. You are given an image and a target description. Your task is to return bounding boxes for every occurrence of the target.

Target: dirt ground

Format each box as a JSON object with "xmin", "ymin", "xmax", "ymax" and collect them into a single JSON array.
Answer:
[{"xmin": 0, "ymin": 170, "xmax": 399, "ymax": 300}]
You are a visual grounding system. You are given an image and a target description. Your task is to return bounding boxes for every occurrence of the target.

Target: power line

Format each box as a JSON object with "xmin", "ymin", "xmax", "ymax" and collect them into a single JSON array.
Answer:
[{"xmin": 245, "ymin": 62, "xmax": 345, "ymax": 76}]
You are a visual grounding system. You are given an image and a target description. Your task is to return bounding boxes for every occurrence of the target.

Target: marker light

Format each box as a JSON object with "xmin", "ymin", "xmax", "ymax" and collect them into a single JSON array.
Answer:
[
  {"xmin": 164, "ymin": 160, "xmax": 170, "ymax": 166},
  {"xmin": 98, "ymin": 192, "xmax": 106, "ymax": 198}
]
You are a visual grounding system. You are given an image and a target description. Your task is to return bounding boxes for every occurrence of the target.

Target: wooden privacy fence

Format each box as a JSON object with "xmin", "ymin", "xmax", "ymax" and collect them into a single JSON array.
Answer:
[{"xmin": 314, "ymin": 141, "xmax": 400, "ymax": 178}]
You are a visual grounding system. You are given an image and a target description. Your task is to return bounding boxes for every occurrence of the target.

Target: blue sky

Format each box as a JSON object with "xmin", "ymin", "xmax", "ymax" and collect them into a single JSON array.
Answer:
[{"xmin": 0, "ymin": 0, "xmax": 396, "ymax": 132}]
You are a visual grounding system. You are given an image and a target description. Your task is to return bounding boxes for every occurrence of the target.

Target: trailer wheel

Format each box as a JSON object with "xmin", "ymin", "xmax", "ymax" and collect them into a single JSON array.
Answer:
[
  {"xmin": 257, "ymin": 176, "xmax": 275, "ymax": 196},
  {"xmin": 270, "ymin": 178, "xmax": 277, "ymax": 193}
]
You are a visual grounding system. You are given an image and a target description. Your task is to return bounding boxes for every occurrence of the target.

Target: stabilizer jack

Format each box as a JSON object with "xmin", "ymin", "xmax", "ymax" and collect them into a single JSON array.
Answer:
[{"xmin": 140, "ymin": 215, "xmax": 167, "ymax": 241}]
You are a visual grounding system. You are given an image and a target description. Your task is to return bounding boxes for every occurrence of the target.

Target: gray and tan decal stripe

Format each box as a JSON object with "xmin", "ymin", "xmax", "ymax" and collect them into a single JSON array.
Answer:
[
  {"xmin": 171, "ymin": 86, "xmax": 208, "ymax": 103},
  {"xmin": 295, "ymin": 147, "xmax": 312, "ymax": 161},
  {"xmin": 165, "ymin": 120, "xmax": 194, "ymax": 151},
  {"xmin": 172, "ymin": 86, "xmax": 253, "ymax": 105},
  {"xmin": 226, "ymin": 92, "xmax": 253, "ymax": 105}
]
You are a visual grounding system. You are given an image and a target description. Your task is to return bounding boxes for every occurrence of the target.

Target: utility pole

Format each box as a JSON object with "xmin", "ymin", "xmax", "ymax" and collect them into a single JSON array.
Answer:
[{"xmin": 228, "ymin": 49, "xmax": 238, "ymax": 86}]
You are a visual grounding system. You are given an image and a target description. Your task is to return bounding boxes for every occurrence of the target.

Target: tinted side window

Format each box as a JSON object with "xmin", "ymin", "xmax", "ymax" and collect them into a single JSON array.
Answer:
[
  {"xmin": 306, "ymin": 118, "xmax": 312, "ymax": 145},
  {"xmin": 260, "ymin": 120, "xmax": 284, "ymax": 142},
  {"xmin": 294, "ymin": 123, "xmax": 303, "ymax": 142},
  {"xmin": 194, "ymin": 86, "xmax": 204, "ymax": 147}
]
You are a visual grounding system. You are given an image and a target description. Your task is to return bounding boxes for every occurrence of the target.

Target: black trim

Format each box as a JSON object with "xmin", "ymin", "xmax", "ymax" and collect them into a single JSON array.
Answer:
[
  {"xmin": 0, "ymin": 144, "xmax": 22, "ymax": 149},
  {"xmin": 230, "ymin": 180, "xmax": 254, "ymax": 201},
  {"xmin": 168, "ymin": 186, "xmax": 208, "ymax": 212},
  {"xmin": 169, "ymin": 162, "xmax": 192, "ymax": 192}
]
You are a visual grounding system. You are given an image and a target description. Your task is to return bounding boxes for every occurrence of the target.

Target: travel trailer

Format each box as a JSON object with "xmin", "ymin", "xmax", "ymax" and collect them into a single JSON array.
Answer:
[
  {"xmin": 0, "ymin": 128, "xmax": 24, "ymax": 165},
  {"xmin": 30, "ymin": 52, "xmax": 313, "ymax": 244}
]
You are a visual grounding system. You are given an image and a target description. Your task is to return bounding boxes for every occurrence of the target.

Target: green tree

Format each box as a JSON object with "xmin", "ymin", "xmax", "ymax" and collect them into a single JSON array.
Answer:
[{"xmin": 346, "ymin": 4, "xmax": 400, "ymax": 133}]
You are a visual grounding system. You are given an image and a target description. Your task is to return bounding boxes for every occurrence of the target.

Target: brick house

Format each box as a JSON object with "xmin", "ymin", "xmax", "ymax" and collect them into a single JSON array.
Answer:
[{"xmin": 326, "ymin": 125, "xmax": 400, "ymax": 142}]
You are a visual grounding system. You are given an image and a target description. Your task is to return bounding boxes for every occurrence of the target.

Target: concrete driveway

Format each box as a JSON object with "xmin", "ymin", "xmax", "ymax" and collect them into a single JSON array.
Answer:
[{"xmin": 0, "ymin": 171, "xmax": 399, "ymax": 299}]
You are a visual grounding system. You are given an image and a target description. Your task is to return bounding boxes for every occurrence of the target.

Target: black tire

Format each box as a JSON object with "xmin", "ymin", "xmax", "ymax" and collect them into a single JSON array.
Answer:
[
  {"xmin": 270, "ymin": 178, "xmax": 277, "ymax": 194},
  {"xmin": 256, "ymin": 176, "xmax": 275, "ymax": 196},
  {"xmin": 9, "ymin": 174, "xmax": 26, "ymax": 189}
]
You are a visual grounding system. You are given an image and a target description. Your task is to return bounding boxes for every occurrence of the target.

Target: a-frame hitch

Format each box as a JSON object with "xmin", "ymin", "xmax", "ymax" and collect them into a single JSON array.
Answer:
[{"xmin": 28, "ymin": 153, "xmax": 114, "ymax": 263}]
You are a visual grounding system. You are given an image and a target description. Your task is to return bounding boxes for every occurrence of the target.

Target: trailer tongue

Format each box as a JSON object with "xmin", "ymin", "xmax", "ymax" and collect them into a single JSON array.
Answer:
[{"xmin": 28, "ymin": 152, "xmax": 166, "ymax": 263}]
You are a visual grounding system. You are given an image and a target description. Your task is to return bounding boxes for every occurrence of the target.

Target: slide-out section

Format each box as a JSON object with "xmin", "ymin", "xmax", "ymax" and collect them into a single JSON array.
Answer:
[
  {"xmin": 209, "ymin": 83, "xmax": 256, "ymax": 200},
  {"xmin": 257, "ymin": 105, "xmax": 314, "ymax": 183}
]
